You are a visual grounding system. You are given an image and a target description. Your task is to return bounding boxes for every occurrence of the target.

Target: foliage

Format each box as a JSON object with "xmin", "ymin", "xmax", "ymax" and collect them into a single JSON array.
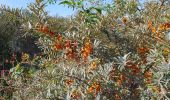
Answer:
[{"xmin": 0, "ymin": 0, "xmax": 170, "ymax": 99}]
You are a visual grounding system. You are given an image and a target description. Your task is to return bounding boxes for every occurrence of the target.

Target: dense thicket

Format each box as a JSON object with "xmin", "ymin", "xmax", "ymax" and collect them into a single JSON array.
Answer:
[{"xmin": 0, "ymin": 0, "xmax": 170, "ymax": 99}]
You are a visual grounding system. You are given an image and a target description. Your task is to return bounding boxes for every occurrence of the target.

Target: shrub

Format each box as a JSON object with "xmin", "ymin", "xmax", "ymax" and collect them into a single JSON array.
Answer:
[{"xmin": 1, "ymin": 0, "xmax": 170, "ymax": 99}]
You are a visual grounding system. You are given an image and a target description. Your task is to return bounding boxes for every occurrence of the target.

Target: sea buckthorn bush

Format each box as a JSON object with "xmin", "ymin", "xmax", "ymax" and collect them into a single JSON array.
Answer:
[{"xmin": 0, "ymin": 0, "xmax": 170, "ymax": 99}]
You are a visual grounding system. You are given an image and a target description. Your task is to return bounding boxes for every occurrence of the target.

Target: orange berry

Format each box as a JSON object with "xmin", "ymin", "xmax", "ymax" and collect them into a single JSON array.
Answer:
[
  {"xmin": 90, "ymin": 61, "xmax": 97, "ymax": 70},
  {"xmin": 117, "ymin": 79, "xmax": 122, "ymax": 86},
  {"xmin": 88, "ymin": 86, "xmax": 95, "ymax": 93},
  {"xmin": 122, "ymin": 17, "xmax": 127, "ymax": 23},
  {"xmin": 115, "ymin": 93, "xmax": 121, "ymax": 100},
  {"xmin": 162, "ymin": 48, "xmax": 170, "ymax": 56},
  {"xmin": 120, "ymin": 74, "xmax": 125, "ymax": 81},
  {"xmin": 65, "ymin": 40, "xmax": 71, "ymax": 48},
  {"xmin": 55, "ymin": 43, "xmax": 62, "ymax": 50},
  {"xmin": 144, "ymin": 71, "xmax": 153, "ymax": 78},
  {"xmin": 148, "ymin": 20, "xmax": 153, "ymax": 29},
  {"xmin": 158, "ymin": 24, "xmax": 166, "ymax": 31},
  {"xmin": 65, "ymin": 79, "xmax": 74, "ymax": 85},
  {"xmin": 50, "ymin": 31, "xmax": 55, "ymax": 36},
  {"xmin": 164, "ymin": 23, "xmax": 170, "ymax": 28},
  {"xmin": 57, "ymin": 34, "xmax": 62, "ymax": 41},
  {"xmin": 88, "ymin": 82, "xmax": 101, "ymax": 94},
  {"xmin": 71, "ymin": 90, "xmax": 79, "ymax": 99},
  {"xmin": 137, "ymin": 47, "xmax": 149, "ymax": 55},
  {"xmin": 151, "ymin": 27, "xmax": 156, "ymax": 33},
  {"xmin": 42, "ymin": 25, "xmax": 49, "ymax": 33}
]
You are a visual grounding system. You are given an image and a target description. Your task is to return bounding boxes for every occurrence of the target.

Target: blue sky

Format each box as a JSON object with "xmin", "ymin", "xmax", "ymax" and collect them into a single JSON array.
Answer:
[
  {"xmin": 0, "ymin": 0, "xmax": 75, "ymax": 17},
  {"xmin": 0, "ymin": 0, "xmax": 145, "ymax": 17}
]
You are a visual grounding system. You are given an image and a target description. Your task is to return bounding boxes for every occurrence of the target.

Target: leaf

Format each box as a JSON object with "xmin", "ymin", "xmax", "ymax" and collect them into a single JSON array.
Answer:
[
  {"xmin": 77, "ymin": 0, "xmax": 84, "ymax": 6},
  {"xmin": 59, "ymin": 0, "xmax": 76, "ymax": 10},
  {"xmin": 47, "ymin": 0, "xmax": 56, "ymax": 4},
  {"xmin": 28, "ymin": 21, "xmax": 32, "ymax": 29},
  {"xmin": 94, "ymin": 8, "xmax": 102, "ymax": 14},
  {"xmin": 47, "ymin": 88, "xmax": 52, "ymax": 98},
  {"xmin": 59, "ymin": 0, "xmax": 72, "ymax": 5}
]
